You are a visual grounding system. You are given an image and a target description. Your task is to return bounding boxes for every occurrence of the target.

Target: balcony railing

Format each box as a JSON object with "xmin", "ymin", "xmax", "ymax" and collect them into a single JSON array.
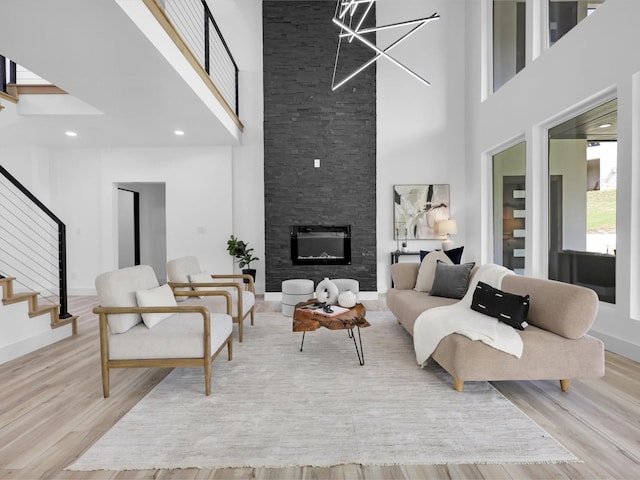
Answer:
[{"xmin": 163, "ymin": 0, "xmax": 239, "ymax": 117}]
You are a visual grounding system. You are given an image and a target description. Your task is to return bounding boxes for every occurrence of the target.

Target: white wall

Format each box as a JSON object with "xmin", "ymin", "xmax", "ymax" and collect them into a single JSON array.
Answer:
[
  {"xmin": 465, "ymin": 0, "xmax": 640, "ymax": 361},
  {"xmin": 2, "ymin": 146, "xmax": 234, "ymax": 294},
  {"xmin": 213, "ymin": 0, "xmax": 265, "ymax": 294},
  {"xmin": 376, "ymin": 0, "xmax": 468, "ymax": 292}
]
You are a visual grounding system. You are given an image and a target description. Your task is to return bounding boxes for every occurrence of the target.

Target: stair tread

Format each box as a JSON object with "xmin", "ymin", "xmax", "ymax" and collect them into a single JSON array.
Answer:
[
  {"xmin": 29, "ymin": 304, "xmax": 60, "ymax": 318},
  {"xmin": 3, "ymin": 292, "xmax": 38, "ymax": 304}
]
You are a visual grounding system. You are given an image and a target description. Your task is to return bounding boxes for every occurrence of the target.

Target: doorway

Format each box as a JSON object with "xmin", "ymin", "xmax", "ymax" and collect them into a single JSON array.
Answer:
[{"xmin": 116, "ymin": 183, "xmax": 167, "ymax": 282}]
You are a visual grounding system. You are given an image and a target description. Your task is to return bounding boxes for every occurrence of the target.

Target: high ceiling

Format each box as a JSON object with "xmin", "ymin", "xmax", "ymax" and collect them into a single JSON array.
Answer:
[{"xmin": 0, "ymin": 0, "xmax": 241, "ymax": 148}]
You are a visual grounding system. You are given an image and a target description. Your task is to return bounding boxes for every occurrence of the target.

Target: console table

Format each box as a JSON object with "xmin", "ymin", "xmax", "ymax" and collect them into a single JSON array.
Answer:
[{"xmin": 390, "ymin": 251, "xmax": 421, "ymax": 264}]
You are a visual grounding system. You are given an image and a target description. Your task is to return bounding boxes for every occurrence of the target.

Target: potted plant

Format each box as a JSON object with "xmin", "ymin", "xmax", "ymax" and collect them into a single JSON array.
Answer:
[{"xmin": 226, "ymin": 235, "xmax": 259, "ymax": 282}]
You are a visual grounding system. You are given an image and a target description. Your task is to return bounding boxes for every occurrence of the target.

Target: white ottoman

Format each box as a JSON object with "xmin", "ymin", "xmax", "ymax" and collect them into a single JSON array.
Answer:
[
  {"xmin": 282, "ymin": 279, "xmax": 314, "ymax": 316},
  {"xmin": 332, "ymin": 278, "xmax": 360, "ymax": 302}
]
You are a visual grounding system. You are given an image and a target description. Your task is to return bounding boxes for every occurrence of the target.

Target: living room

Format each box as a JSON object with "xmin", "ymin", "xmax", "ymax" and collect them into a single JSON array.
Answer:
[{"xmin": 1, "ymin": 0, "xmax": 640, "ymax": 478}]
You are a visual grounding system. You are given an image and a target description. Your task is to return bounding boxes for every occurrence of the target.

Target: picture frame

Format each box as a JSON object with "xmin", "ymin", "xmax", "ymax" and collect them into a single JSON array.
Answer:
[{"xmin": 394, "ymin": 184, "xmax": 450, "ymax": 240}]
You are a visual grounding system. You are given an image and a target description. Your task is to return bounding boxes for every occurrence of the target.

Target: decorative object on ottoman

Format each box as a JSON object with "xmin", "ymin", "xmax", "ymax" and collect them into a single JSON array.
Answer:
[
  {"xmin": 282, "ymin": 279, "xmax": 314, "ymax": 317},
  {"xmin": 338, "ymin": 290, "xmax": 357, "ymax": 308},
  {"xmin": 315, "ymin": 277, "xmax": 339, "ymax": 304},
  {"xmin": 332, "ymin": 278, "xmax": 360, "ymax": 301}
]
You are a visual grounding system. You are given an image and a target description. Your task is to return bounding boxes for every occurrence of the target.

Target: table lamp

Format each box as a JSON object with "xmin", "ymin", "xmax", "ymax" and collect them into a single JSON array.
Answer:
[{"xmin": 437, "ymin": 219, "xmax": 458, "ymax": 251}]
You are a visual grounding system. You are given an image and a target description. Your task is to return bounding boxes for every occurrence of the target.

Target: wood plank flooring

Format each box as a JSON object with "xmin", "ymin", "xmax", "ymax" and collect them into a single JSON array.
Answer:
[{"xmin": 0, "ymin": 296, "xmax": 639, "ymax": 479}]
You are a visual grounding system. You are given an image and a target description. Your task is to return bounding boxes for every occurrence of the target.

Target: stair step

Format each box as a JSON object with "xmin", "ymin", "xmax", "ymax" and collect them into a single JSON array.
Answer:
[
  {"xmin": 28, "ymin": 304, "xmax": 59, "ymax": 318},
  {"xmin": 3, "ymin": 291, "xmax": 38, "ymax": 305},
  {"xmin": 52, "ymin": 315, "xmax": 78, "ymax": 335}
]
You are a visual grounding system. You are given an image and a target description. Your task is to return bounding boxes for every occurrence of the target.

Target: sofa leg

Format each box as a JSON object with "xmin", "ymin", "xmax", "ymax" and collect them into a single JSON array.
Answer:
[
  {"xmin": 560, "ymin": 379, "xmax": 571, "ymax": 392},
  {"xmin": 238, "ymin": 318, "xmax": 243, "ymax": 343},
  {"xmin": 227, "ymin": 335, "xmax": 233, "ymax": 361},
  {"xmin": 453, "ymin": 378, "xmax": 464, "ymax": 392},
  {"xmin": 251, "ymin": 309, "xmax": 255, "ymax": 326}
]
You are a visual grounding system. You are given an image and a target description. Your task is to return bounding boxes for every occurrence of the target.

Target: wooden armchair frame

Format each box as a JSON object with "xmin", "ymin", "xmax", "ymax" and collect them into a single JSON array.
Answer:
[
  {"xmin": 94, "ymin": 290, "xmax": 232, "ymax": 398},
  {"xmin": 169, "ymin": 274, "xmax": 255, "ymax": 342}
]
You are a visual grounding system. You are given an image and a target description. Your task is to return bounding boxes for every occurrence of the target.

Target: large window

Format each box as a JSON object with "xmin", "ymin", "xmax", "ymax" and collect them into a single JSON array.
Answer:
[
  {"xmin": 493, "ymin": 142, "xmax": 526, "ymax": 274},
  {"xmin": 548, "ymin": 99, "xmax": 617, "ymax": 303},
  {"xmin": 493, "ymin": 0, "xmax": 526, "ymax": 91},
  {"xmin": 549, "ymin": 1, "xmax": 606, "ymax": 47}
]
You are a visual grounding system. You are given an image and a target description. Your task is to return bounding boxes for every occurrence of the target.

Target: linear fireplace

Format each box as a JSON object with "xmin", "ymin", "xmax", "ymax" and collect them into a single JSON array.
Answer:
[{"xmin": 290, "ymin": 225, "xmax": 351, "ymax": 265}]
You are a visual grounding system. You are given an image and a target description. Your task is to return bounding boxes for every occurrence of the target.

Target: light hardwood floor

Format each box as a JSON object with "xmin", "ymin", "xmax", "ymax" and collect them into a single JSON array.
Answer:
[{"xmin": 1, "ymin": 296, "xmax": 639, "ymax": 479}]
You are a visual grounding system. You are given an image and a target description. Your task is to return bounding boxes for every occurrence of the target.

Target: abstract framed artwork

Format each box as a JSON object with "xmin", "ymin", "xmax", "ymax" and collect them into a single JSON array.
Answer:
[{"xmin": 394, "ymin": 184, "xmax": 450, "ymax": 240}]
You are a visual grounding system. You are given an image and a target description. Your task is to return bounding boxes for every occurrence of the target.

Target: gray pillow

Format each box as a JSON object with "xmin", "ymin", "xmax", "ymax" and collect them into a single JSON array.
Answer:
[{"xmin": 430, "ymin": 261, "xmax": 475, "ymax": 299}]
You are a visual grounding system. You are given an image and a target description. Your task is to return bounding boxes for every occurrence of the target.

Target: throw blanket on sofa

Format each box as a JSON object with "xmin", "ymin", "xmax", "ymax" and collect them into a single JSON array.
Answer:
[{"xmin": 413, "ymin": 264, "xmax": 524, "ymax": 366}]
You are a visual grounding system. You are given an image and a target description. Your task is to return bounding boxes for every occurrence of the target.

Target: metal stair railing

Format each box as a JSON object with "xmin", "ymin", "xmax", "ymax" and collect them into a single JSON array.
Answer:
[{"xmin": 0, "ymin": 164, "xmax": 72, "ymax": 319}]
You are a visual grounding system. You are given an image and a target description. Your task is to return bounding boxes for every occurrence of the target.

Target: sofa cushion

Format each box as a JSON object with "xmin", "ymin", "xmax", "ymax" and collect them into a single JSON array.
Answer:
[
  {"xmin": 387, "ymin": 289, "xmax": 460, "ymax": 335},
  {"xmin": 136, "ymin": 283, "xmax": 178, "ymax": 328},
  {"xmin": 430, "ymin": 261, "xmax": 475, "ymax": 299},
  {"xmin": 471, "ymin": 281, "xmax": 530, "ymax": 330},
  {"xmin": 414, "ymin": 251, "xmax": 453, "ymax": 292},
  {"xmin": 420, "ymin": 246, "xmax": 464, "ymax": 264},
  {"xmin": 95, "ymin": 265, "xmax": 160, "ymax": 334}
]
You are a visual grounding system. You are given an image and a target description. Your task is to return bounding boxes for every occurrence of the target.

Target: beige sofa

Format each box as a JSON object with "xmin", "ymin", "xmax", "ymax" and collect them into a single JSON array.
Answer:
[{"xmin": 387, "ymin": 261, "xmax": 605, "ymax": 392}]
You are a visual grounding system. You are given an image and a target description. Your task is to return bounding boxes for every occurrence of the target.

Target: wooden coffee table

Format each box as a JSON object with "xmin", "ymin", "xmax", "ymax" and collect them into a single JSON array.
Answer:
[{"xmin": 292, "ymin": 300, "xmax": 370, "ymax": 365}]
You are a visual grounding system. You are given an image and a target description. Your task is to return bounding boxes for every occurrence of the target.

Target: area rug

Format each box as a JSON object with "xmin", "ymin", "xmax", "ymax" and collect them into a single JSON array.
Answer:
[{"xmin": 68, "ymin": 311, "xmax": 578, "ymax": 471}]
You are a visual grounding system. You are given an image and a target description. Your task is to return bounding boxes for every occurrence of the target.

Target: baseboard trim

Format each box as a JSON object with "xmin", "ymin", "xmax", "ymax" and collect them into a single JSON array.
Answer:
[
  {"xmin": 590, "ymin": 330, "xmax": 640, "ymax": 363},
  {"xmin": 0, "ymin": 324, "xmax": 74, "ymax": 365}
]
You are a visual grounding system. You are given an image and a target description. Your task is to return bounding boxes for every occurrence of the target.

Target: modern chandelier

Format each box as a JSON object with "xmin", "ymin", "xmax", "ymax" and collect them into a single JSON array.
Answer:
[{"xmin": 331, "ymin": 0, "xmax": 440, "ymax": 91}]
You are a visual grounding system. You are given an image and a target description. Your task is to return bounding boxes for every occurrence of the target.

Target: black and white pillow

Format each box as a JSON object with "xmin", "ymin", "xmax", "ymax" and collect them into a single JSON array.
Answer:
[{"xmin": 471, "ymin": 281, "xmax": 530, "ymax": 330}]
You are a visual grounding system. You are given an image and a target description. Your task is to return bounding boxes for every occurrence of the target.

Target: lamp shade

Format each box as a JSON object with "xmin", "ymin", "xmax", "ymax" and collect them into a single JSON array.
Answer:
[{"xmin": 437, "ymin": 219, "xmax": 458, "ymax": 236}]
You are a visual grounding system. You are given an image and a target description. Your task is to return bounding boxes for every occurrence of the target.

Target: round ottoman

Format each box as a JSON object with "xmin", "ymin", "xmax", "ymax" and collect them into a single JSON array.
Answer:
[
  {"xmin": 332, "ymin": 278, "xmax": 360, "ymax": 302},
  {"xmin": 282, "ymin": 279, "xmax": 314, "ymax": 316}
]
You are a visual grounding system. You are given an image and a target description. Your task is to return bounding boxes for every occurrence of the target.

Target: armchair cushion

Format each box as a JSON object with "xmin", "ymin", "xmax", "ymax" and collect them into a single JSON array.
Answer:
[
  {"xmin": 136, "ymin": 284, "xmax": 178, "ymax": 328},
  {"xmin": 167, "ymin": 256, "xmax": 202, "ymax": 301},
  {"xmin": 108, "ymin": 312, "xmax": 233, "ymax": 360},
  {"xmin": 95, "ymin": 265, "xmax": 159, "ymax": 334}
]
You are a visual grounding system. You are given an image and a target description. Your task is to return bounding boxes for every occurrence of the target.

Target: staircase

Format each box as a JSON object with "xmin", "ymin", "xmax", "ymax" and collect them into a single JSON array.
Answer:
[{"xmin": 0, "ymin": 277, "xmax": 77, "ymax": 335}]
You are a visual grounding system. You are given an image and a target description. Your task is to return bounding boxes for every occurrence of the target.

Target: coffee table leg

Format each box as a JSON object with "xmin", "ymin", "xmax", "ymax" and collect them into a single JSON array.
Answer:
[
  {"xmin": 300, "ymin": 331, "xmax": 306, "ymax": 352},
  {"xmin": 350, "ymin": 326, "xmax": 365, "ymax": 366}
]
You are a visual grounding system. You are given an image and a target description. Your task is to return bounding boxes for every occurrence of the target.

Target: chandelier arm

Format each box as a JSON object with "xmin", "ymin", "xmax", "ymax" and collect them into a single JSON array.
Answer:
[{"xmin": 332, "ymin": 18, "xmax": 431, "ymax": 87}]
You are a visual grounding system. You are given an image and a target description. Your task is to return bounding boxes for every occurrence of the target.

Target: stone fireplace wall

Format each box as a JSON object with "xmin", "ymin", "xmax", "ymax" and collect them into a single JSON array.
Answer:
[{"xmin": 263, "ymin": 1, "xmax": 377, "ymax": 292}]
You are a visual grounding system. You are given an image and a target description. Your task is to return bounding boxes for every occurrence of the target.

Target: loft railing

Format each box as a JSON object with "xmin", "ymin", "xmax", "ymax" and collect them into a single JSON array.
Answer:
[
  {"xmin": 163, "ymin": 0, "xmax": 239, "ymax": 117},
  {"xmin": 0, "ymin": 165, "xmax": 72, "ymax": 319}
]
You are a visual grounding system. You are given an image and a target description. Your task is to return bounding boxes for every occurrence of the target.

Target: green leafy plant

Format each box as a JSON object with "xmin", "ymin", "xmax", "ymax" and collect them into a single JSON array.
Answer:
[{"xmin": 226, "ymin": 235, "xmax": 259, "ymax": 269}]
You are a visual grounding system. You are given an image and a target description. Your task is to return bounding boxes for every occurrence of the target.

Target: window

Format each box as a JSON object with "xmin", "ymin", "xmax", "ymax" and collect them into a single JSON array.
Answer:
[
  {"xmin": 549, "ymin": 0, "xmax": 605, "ymax": 47},
  {"xmin": 493, "ymin": 142, "xmax": 526, "ymax": 274},
  {"xmin": 548, "ymin": 98, "xmax": 617, "ymax": 303},
  {"xmin": 493, "ymin": 0, "xmax": 526, "ymax": 91}
]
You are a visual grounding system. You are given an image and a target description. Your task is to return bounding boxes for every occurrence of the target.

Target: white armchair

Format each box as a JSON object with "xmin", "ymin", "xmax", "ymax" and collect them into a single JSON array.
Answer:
[
  {"xmin": 94, "ymin": 265, "xmax": 233, "ymax": 397},
  {"xmin": 166, "ymin": 256, "xmax": 256, "ymax": 342}
]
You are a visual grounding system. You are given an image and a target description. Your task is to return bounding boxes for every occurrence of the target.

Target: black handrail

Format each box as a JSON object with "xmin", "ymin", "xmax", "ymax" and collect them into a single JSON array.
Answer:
[
  {"xmin": 0, "ymin": 164, "xmax": 72, "ymax": 319},
  {"xmin": 0, "ymin": 55, "xmax": 17, "ymax": 94},
  {"xmin": 201, "ymin": 0, "xmax": 239, "ymax": 116}
]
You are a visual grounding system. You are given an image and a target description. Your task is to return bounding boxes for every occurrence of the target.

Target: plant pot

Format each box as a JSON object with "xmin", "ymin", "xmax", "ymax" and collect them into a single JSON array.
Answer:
[{"xmin": 242, "ymin": 268, "xmax": 256, "ymax": 284}]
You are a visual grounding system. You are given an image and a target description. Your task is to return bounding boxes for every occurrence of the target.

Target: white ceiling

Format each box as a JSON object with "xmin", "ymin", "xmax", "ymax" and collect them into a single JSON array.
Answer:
[{"xmin": 0, "ymin": 0, "xmax": 242, "ymax": 148}]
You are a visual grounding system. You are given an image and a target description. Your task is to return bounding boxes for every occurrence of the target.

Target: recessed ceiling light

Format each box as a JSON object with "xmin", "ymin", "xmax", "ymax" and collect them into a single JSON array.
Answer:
[
  {"xmin": 65, "ymin": 131, "xmax": 77, "ymax": 137},
  {"xmin": 174, "ymin": 130, "xmax": 185, "ymax": 136},
  {"xmin": 599, "ymin": 123, "xmax": 612, "ymax": 128}
]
